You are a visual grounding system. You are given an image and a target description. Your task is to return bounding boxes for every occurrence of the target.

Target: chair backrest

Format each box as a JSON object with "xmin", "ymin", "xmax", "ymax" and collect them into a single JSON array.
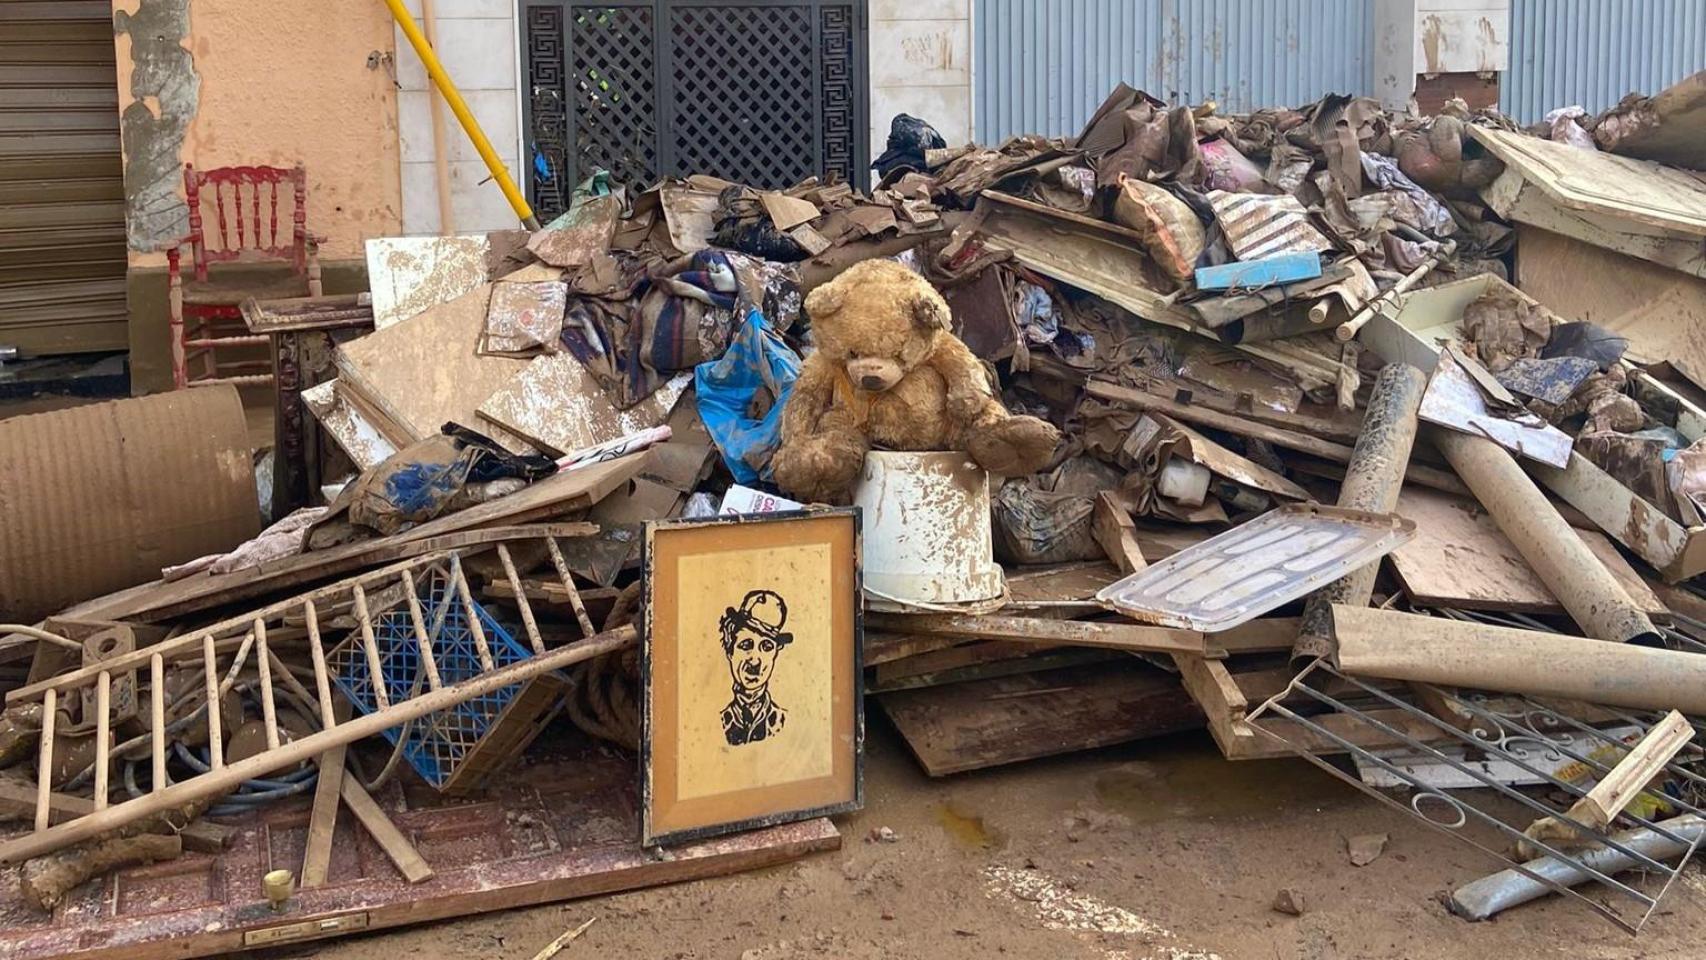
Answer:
[{"xmin": 184, "ymin": 164, "xmax": 307, "ymax": 281}]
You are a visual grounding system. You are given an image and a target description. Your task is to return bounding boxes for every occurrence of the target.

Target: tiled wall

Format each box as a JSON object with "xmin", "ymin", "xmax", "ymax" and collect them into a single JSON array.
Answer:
[
  {"xmin": 395, "ymin": 0, "xmax": 525, "ymax": 234},
  {"xmin": 870, "ymin": 0, "xmax": 974, "ymax": 154}
]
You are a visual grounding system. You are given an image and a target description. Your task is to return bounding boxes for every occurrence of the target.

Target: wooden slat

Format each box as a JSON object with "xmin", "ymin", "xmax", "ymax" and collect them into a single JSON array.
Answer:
[
  {"xmin": 496, "ymin": 544, "xmax": 544, "ymax": 654},
  {"xmin": 34, "ymin": 687, "xmax": 55, "ymax": 831},
  {"xmin": 254, "ymin": 620, "xmax": 280, "ymax": 751},
  {"xmin": 202, "ymin": 635, "xmax": 224, "ymax": 770},
  {"xmin": 150, "ymin": 654, "xmax": 166, "ymax": 792},
  {"xmin": 93, "ymin": 670, "xmax": 110, "ymax": 810},
  {"xmin": 301, "ymin": 744, "xmax": 347, "ymax": 889},
  {"xmin": 339, "ymin": 776, "xmax": 435, "ymax": 884},
  {"xmin": 304, "ymin": 600, "xmax": 336, "ymax": 729},
  {"xmin": 402, "ymin": 571, "xmax": 442, "ymax": 690},
  {"xmin": 450, "ymin": 556, "xmax": 495, "ymax": 672},
  {"xmin": 351, "ymin": 586, "xmax": 391, "ymax": 710},
  {"xmin": 863, "ymin": 612, "xmax": 1206, "ymax": 656},
  {"xmin": 545, "ymin": 537, "xmax": 598, "ymax": 637}
]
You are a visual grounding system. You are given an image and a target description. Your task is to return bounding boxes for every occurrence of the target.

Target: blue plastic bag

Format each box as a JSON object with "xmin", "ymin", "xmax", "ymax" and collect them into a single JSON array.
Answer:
[{"xmin": 695, "ymin": 307, "xmax": 801, "ymax": 484}]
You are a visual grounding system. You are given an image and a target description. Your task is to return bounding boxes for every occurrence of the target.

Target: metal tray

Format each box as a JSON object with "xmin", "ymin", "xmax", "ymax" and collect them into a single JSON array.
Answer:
[{"xmin": 1094, "ymin": 503, "xmax": 1416, "ymax": 632}]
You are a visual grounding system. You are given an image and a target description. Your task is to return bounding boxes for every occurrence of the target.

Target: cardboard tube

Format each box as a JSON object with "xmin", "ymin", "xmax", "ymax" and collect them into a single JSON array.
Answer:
[
  {"xmin": 1431, "ymin": 429, "xmax": 1659, "ymax": 645},
  {"xmin": 1332, "ymin": 605, "xmax": 1706, "ymax": 714},
  {"xmin": 1294, "ymin": 364, "xmax": 1427, "ymax": 661}
]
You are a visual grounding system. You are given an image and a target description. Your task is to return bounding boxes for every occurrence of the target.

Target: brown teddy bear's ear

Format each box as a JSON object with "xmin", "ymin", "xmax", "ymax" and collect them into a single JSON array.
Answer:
[
  {"xmin": 908, "ymin": 293, "xmax": 951, "ymax": 333},
  {"xmin": 805, "ymin": 282, "xmax": 845, "ymax": 319}
]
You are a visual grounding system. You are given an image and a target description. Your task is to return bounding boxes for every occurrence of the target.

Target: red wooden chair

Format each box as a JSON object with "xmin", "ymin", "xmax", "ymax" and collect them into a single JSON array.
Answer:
[{"xmin": 167, "ymin": 163, "xmax": 322, "ymax": 388}]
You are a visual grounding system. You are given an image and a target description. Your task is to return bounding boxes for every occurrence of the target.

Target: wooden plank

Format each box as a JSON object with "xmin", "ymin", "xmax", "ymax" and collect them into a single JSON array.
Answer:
[
  {"xmin": 878, "ymin": 660, "xmax": 1203, "ymax": 776},
  {"xmin": 862, "ymin": 632, "xmax": 967, "ymax": 667},
  {"xmin": 333, "ymin": 282, "xmax": 535, "ymax": 452},
  {"xmin": 874, "ymin": 639, "xmax": 1053, "ymax": 682},
  {"xmin": 477, "ymin": 354, "xmax": 686, "ymax": 458},
  {"xmin": 300, "ymin": 744, "xmax": 348, "ymax": 888},
  {"xmin": 1389, "ymin": 486, "xmax": 1668, "ymax": 615},
  {"xmin": 54, "ymin": 488, "xmax": 613, "ymax": 625},
  {"xmin": 0, "ymin": 781, "xmax": 232, "ymax": 854},
  {"xmin": 338, "ymin": 775, "xmax": 434, "ymax": 884},
  {"xmin": 863, "ymin": 612, "xmax": 1205, "ymax": 655},
  {"xmin": 1091, "ymin": 492, "xmax": 1146, "ymax": 576},
  {"xmin": 1568, "ymin": 709, "xmax": 1695, "ymax": 829},
  {"xmin": 1086, "ymin": 379, "xmax": 1469, "ymax": 495}
]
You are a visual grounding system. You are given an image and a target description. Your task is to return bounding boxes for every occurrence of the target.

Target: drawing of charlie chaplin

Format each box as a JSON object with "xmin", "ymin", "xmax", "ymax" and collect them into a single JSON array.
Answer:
[{"xmin": 719, "ymin": 589, "xmax": 793, "ymax": 745}]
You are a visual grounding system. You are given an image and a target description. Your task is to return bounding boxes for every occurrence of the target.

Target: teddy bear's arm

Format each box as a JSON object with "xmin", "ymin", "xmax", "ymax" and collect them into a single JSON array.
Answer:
[
  {"xmin": 780, "ymin": 354, "xmax": 840, "ymax": 442},
  {"xmin": 926, "ymin": 335, "xmax": 1003, "ymax": 426}
]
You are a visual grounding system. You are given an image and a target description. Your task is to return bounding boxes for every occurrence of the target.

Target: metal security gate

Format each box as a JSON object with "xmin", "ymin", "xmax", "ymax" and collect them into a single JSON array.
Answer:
[
  {"xmin": 0, "ymin": 0, "xmax": 128, "ymax": 357},
  {"xmin": 521, "ymin": 0, "xmax": 868, "ymax": 222}
]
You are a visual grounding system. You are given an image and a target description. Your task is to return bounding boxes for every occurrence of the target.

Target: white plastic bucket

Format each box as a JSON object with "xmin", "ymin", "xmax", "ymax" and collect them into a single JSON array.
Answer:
[{"xmin": 852, "ymin": 450, "xmax": 1004, "ymax": 606}]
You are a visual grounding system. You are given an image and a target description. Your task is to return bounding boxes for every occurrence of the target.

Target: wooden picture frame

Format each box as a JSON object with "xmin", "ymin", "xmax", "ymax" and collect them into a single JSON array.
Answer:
[{"xmin": 641, "ymin": 508, "xmax": 863, "ymax": 846}]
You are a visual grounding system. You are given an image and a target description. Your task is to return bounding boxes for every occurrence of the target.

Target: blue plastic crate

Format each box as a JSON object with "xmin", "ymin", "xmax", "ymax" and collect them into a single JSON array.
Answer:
[{"xmin": 328, "ymin": 566, "xmax": 547, "ymax": 792}]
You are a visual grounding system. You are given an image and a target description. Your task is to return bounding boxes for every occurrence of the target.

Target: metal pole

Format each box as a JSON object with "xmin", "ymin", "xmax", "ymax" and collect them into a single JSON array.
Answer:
[
  {"xmin": 1294, "ymin": 363, "xmax": 1427, "ymax": 661},
  {"xmin": 1432, "ymin": 428, "xmax": 1659, "ymax": 645},
  {"xmin": 381, "ymin": 0, "xmax": 541, "ymax": 230}
]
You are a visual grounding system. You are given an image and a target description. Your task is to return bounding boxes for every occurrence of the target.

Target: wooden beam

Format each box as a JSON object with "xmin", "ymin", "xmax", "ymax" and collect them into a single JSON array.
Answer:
[
  {"xmin": 1091, "ymin": 492, "xmax": 1146, "ymax": 576},
  {"xmin": 1570, "ymin": 709, "xmax": 1694, "ymax": 829},
  {"xmin": 864, "ymin": 612, "xmax": 1205, "ymax": 655},
  {"xmin": 339, "ymin": 776, "xmax": 434, "ymax": 884},
  {"xmin": 300, "ymin": 744, "xmax": 348, "ymax": 889},
  {"xmin": 0, "ymin": 780, "xmax": 231, "ymax": 854}
]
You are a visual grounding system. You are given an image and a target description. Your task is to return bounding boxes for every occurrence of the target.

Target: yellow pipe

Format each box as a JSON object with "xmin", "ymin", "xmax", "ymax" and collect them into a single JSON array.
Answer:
[{"xmin": 382, "ymin": 0, "xmax": 541, "ymax": 229}]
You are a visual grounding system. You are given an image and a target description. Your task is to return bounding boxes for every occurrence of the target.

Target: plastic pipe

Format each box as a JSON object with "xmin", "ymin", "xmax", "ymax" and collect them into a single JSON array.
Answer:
[
  {"xmin": 1294, "ymin": 363, "xmax": 1427, "ymax": 661},
  {"xmin": 1450, "ymin": 815, "xmax": 1705, "ymax": 921},
  {"xmin": 381, "ymin": 0, "xmax": 540, "ymax": 230}
]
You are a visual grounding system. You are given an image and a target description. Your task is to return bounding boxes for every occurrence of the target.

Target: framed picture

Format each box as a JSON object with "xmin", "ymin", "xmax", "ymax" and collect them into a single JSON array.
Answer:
[{"xmin": 641, "ymin": 508, "xmax": 863, "ymax": 846}]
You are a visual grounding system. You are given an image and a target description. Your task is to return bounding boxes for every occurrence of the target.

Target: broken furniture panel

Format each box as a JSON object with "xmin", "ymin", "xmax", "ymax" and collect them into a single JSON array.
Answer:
[
  {"xmin": 364, "ymin": 232, "xmax": 527, "ymax": 331},
  {"xmin": 1419, "ymin": 348, "xmax": 1573, "ymax": 468},
  {"xmin": 1470, "ymin": 125, "xmax": 1706, "ymax": 279},
  {"xmin": 878, "ymin": 659, "xmax": 1203, "ymax": 777},
  {"xmin": 1095, "ymin": 503, "xmax": 1416, "ymax": 632},
  {"xmin": 0, "ymin": 740, "xmax": 837, "ymax": 960},
  {"xmin": 241, "ymin": 293, "xmax": 377, "ymax": 519},
  {"xmin": 478, "ymin": 357, "xmax": 689, "ymax": 458}
]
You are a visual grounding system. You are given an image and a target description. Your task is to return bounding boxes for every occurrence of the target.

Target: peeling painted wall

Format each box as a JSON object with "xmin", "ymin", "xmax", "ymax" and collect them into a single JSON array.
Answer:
[
  {"xmin": 113, "ymin": 0, "xmax": 198, "ymax": 253},
  {"xmin": 111, "ymin": 0, "xmax": 403, "ymax": 266}
]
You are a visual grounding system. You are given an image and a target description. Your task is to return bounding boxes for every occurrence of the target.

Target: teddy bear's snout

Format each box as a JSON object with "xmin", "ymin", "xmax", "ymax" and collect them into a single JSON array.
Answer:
[{"xmin": 846, "ymin": 357, "xmax": 904, "ymax": 392}]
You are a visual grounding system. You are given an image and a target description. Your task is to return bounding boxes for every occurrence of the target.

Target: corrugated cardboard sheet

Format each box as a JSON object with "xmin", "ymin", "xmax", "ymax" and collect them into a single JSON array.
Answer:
[{"xmin": 0, "ymin": 386, "xmax": 260, "ymax": 621}]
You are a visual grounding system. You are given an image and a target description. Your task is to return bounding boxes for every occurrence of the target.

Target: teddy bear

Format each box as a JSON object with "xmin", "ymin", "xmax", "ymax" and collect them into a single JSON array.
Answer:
[{"xmin": 771, "ymin": 259, "xmax": 1061, "ymax": 503}]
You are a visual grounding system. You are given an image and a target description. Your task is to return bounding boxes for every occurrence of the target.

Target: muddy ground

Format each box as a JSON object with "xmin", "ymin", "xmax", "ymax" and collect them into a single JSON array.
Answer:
[{"xmin": 301, "ymin": 723, "xmax": 1706, "ymax": 960}]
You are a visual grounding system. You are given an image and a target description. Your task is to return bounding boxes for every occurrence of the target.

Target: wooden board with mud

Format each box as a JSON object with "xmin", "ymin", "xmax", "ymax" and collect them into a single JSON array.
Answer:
[
  {"xmin": 1389, "ymin": 486, "xmax": 1667, "ymax": 615},
  {"xmin": 0, "ymin": 739, "xmax": 839, "ymax": 960},
  {"xmin": 878, "ymin": 659, "xmax": 1203, "ymax": 777},
  {"xmin": 334, "ymin": 280, "xmax": 537, "ymax": 454},
  {"xmin": 478, "ymin": 357, "xmax": 688, "ymax": 458}
]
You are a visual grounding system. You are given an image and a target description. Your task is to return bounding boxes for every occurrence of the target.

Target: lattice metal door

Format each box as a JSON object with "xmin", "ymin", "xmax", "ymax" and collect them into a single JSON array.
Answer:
[{"xmin": 521, "ymin": 0, "xmax": 868, "ymax": 222}]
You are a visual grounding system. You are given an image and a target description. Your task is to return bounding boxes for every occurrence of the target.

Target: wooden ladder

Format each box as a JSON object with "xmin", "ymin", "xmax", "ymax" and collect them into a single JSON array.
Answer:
[{"xmin": 2, "ymin": 539, "xmax": 623, "ymax": 865}]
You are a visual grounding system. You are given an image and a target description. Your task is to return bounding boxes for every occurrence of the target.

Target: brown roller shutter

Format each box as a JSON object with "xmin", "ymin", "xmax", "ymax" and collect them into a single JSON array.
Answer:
[{"xmin": 0, "ymin": 0, "xmax": 127, "ymax": 356}]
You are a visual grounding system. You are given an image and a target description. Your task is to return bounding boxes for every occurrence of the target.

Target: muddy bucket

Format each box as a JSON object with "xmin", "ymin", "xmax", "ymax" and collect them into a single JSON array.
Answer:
[{"xmin": 852, "ymin": 451, "xmax": 1004, "ymax": 608}]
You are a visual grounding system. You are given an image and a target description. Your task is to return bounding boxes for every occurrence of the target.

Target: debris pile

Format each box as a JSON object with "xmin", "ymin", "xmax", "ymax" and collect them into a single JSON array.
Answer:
[{"xmin": 4, "ymin": 70, "xmax": 1706, "ymax": 954}]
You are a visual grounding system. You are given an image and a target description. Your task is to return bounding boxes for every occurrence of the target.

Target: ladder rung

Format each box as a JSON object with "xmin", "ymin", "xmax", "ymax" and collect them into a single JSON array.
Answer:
[
  {"xmin": 150, "ymin": 654, "xmax": 166, "ymax": 793},
  {"xmin": 202, "ymin": 634, "xmax": 224, "ymax": 770}
]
